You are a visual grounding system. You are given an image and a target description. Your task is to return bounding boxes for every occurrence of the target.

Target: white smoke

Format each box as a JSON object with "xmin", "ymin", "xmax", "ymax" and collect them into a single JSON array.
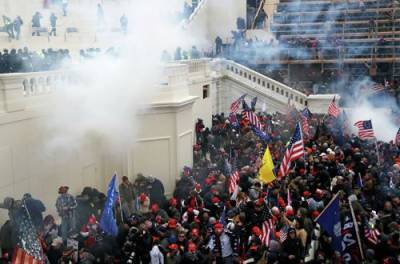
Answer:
[
  {"xmin": 344, "ymin": 80, "xmax": 399, "ymax": 142},
  {"xmin": 45, "ymin": 0, "xmax": 189, "ymax": 150}
]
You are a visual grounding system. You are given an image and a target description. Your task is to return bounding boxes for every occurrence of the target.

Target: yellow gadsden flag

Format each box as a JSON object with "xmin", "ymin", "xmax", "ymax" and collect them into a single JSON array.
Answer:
[{"xmin": 258, "ymin": 146, "xmax": 276, "ymax": 184}]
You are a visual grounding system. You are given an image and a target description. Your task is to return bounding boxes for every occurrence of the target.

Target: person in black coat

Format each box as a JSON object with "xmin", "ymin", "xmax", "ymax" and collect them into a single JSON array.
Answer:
[
  {"xmin": 22, "ymin": 193, "xmax": 46, "ymax": 231},
  {"xmin": 281, "ymin": 227, "xmax": 305, "ymax": 264},
  {"xmin": 147, "ymin": 176, "xmax": 167, "ymax": 207}
]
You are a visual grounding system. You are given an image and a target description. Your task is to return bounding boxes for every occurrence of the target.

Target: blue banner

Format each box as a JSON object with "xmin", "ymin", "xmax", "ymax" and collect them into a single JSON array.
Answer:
[{"xmin": 99, "ymin": 174, "xmax": 119, "ymax": 237}]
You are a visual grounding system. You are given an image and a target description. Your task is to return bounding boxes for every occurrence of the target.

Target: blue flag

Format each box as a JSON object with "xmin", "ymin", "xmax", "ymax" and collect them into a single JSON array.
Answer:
[
  {"xmin": 219, "ymin": 206, "xmax": 226, "ymax": 226},
  {"xmin": 315, "ymin": 194, "xmax": 341, "ymax": 252},
  {"xmin": 99, "ymin": 174, "xmax": 119, "ymax": 237},
  {"xmin": 252, "ymin": 126, "xmax": 270, "ymax": 142}
]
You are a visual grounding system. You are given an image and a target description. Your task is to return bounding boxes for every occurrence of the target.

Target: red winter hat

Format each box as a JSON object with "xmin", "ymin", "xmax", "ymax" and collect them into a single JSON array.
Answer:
[
  {"xmin": 168, "ymin": 218, "xmax": 177, "ymax": 229},
  {"xmin": 311, "ymin": 210, "xmax": 320, "ymax": 219},
  {"xmin": 303, "ymin": 191, "xmax": 311, "ymax": 197},
  {"xmin": 169, "ymin": 197, "xmax": 177, "ymax": 207},
  {"xmin": 212, "ymin": 196, "xmax": 220, "ymax": 204},
  {"xmin": 168, "ymin": 243, "xmax": 178, "ymax": 250},
  {"xmin": 151, "ymin": 203, "xmax": 159, "ymax": 213},
  {"xmin": 214, "ymin": 223, "xmax": 224, "ymax": 230},
  {"xmin": 88, "ymin": 215, "xmax": 97, "ymax": 225},
  {"xmin": 139, "ymin": 193, "xmax": 147, "ymax": 202},
  {"xmin": 255, "ymin": 198, "xmax": 264, "ymax": 206},
  {"xmin": 278, "ymin": 197, "xmax": 286, "ymax": 208},
  {"xmin": 286, "ymin": 209, "xmax": 294, "ymax": 217},
  {"xmin": 252, "ymin": 226, "xmax": 262, "ymax": 236}
]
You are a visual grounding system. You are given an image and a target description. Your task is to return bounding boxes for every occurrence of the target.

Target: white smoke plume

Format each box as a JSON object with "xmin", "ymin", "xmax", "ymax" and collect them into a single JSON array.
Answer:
[
  {"xmin": 343, "ymin": 79, "xmax": 399, "ymax": 142},
  {"xmin": 44, "ymin": 0, "xmax": 189, "ymax": 150}
]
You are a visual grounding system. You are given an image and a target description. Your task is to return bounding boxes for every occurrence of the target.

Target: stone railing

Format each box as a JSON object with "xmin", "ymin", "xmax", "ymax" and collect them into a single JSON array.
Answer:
[
  {"xmin": 222, "ymin": 59, "xmax": 308, "ymax": 107},
  {"xmin": 220, "ymin": 59, "xmax": 337, "ymax": 113},
  {"xmin": 0, "ymin": 70, "xmax": 73, "ymax": 113},
  {"xmin": 179, "ymin": 58, "xmax": 211, "ymax": 79}
]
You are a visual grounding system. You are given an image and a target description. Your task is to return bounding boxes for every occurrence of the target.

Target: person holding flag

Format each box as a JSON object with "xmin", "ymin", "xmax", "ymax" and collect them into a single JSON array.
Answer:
[{"xmin": 99, "ymin": 174, "xmax": 119, "ymax": 237}]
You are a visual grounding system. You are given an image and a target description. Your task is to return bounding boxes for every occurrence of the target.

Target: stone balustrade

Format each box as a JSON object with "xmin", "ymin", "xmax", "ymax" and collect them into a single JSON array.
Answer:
[
  {"xmin": 0, "ymin": 59, "xmax": 337, "ymax": 115},
  {"xmin": 0, "ymin": 70, "xmax": 74, "ymax": 112}
]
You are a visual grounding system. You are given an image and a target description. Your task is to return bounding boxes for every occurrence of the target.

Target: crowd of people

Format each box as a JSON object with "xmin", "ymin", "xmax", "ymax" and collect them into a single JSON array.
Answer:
[
  {"xmin": 0, "ymin": 48, "xmax": 71, "ymax": 73},
  {"xmin": 0, "ymin": 104, "xmax": 399, "ymax": 263}
]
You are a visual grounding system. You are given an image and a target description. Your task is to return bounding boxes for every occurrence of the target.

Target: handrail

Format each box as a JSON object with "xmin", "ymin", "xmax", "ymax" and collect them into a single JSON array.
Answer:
[{"xmin": 222, "ymin": 59, "xmax": 309, "ymax": 107}]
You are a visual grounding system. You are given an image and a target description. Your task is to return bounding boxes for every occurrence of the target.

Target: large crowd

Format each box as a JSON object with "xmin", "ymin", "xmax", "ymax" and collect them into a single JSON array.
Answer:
[{"xmin": 0, "ymin": 106, "xmax": 399, "ymax": 263}]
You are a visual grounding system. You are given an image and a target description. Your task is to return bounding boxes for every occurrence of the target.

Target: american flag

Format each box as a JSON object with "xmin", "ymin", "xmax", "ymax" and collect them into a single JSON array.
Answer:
[
  {"xmin": 279, "ymin": 225, "xmax": 289, "ymax": 243},
  {"xmin": 363, "ymin": 221, "xmax": 380, "ymax": 245},
  {"xmin": 13, "ymin": 205, "xmax": 45, "ymax": 264},
  {"xmin": 279, "ymin": 123, "xmax": 304, "ymax": 178},
  {"xmin": 230, "ymin": 94, "xmax": 247, "ymax": 113},
  {"xmin": 242, "ymin": 110, "xmax": 262, "ymax": 130},
  {"xmin": 395, "ymin": 128, "xmax": 400, "ymax": 145},
  {"xmin": 354, "ymin": 120, "xmax": 375, "ymax": 139},
  {"xmin": 300, "ymin": 113, "xmax": 310, "ymax": 138},
  {"xmin": 229, "ymin": 170, "xmax": 240, "ymax": 193},
  {"xmin": 261, "ymin": 219, "xmax": 274, "ymax": 247},
  {"xmin": 328, "ymin": 97, "xmax": 340, "ymax": 118}
]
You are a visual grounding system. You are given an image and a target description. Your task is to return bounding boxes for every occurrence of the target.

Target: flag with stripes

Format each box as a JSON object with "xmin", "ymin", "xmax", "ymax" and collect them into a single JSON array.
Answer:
[
  {"xmin": 12, "ymin": 206, "xmax": 45, "ymax": 264},
  {"xmin": 300, "ymin": 111, "xmax": 310, "ymax": 138},
  {"xmin": 363, "ymin": 219, "xmax": 380, "ymax": 245},
  {"xmin": 279, "ymin": 123, "xmax": 304, "ymax": 178},
  {"xmin": 279, "ymin": 225, "xmax": 289, "ymax": 243},
  {"xmin": 12, "ymin": 246, "xmax": 44, "ymax": 264},
  {"xmin": 261, "ymin": 219, "xmax": 274, "ymax": 247},
  {"xmin": 395, "ymin": 128, "xmax": 400, "ymax": 145},
  {"xmin": 328, "ymin": 97, "xmax": 340, "ymax": 118},
  {"xmin": 242, "ymin": 110, "xmax": 262, "ymax": 130},
  {"xmin": 229, "ymin": 170, "xmax": 240, "ymax": 194},
  {"xmin": 230, "ymin": 94, "xmax": 247, "ymax": 113},
  {"xmin": 354, "ymin": 120, "xmax": 375, "ymax": 139}
]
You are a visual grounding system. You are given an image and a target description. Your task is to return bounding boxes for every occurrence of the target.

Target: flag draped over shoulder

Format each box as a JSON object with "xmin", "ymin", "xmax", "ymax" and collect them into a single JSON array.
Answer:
[
  {"xmin": 12, "ymin": 205, "xmax": 45, "ymax": 264},
  {"xmin": 258, "ymin": 146, "xmax": 276, "ymax": 184},
  {"xmin": 315, "ymin": 193, "xmax": 341, "ymax": 253},
  {"xmin": 99, "ymin": 174, "xmax": 119, "ymax": 237}
]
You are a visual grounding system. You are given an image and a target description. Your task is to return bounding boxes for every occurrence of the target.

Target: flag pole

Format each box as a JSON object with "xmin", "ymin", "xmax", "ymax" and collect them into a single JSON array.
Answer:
[
  {"xmin": 348, "ymin": 195, "xmax": 365, "ymax": 260},
  {"xmin": 115, "ymin": 171, "xmax": 124, "ymax": 223}
]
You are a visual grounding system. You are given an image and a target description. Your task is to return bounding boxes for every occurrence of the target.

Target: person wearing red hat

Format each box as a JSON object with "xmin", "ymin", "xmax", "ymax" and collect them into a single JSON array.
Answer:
[
  {"xmin": 182, "ymin": 241, "xmax": 204, "ymax": 264},
  {"xmin": 166, "ymin": 243, "xmax": 182, "ymax": 264},
  {"xmin": 150, "ymin": 203, "xmax": 169, "ymax": 224},
  {"xmin": 206, "ymin": 222, "xmax": 236, "ymax": 263},
  {"xmin": 189, "ymin": 228, "xmax": 204, "ymax": 249},
  {"xmin": 79, "ymin": 215, "xmax": 99, "ymax": 248},
  {"xmin": 137, "ymin": 193, "xmax": 150, "ymax": 214},
  {"xmin": 167, "ymin": 197, "xmax": 181, "ymax": 220}
]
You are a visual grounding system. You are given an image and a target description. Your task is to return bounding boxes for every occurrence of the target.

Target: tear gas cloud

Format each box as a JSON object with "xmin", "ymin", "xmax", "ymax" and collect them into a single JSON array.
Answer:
[
  {"xmin": 43, "ymin": 0, "xmax": 189, "ymax": 151},
  {"xmin": 343, "ymin": 79, "xmax": 399, "ymax": 142}
]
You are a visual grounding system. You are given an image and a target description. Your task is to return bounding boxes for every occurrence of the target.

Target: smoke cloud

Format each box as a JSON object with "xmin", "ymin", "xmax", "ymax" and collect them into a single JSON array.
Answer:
[{"xmin": 44, "ymin": 0, "xmax": 188, "ymax": 151}]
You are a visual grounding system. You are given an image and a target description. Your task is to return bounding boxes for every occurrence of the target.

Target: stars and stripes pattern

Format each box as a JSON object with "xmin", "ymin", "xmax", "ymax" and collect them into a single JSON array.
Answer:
[
  {"xmin": 328, "ymin": 97, "xmax": 340, "ymax": 118},
  {"xmin": 242, "ymin": 110, "xmax": 262, "ymax": 130},
  {"xmin": 395, "ymin": 128, "xmax": 400, "ymax": 145},
  {"xmin": 261, "ymin": 219, "xmax": 274, "ymax": 247},
  {"xmin": 301, "ymin": 114, "xmax": 310, "ymax": 137},
  {"xmin": 279, "ymin": 123, "xmax": 304, "ymax": 178},
  {"xmin": 364, "ymin": 222, "xmax": 380, "ymax": 245},
  {"xmin": 229, "ymin": 170, "xmax": 240, "ymax": 194},
  {"xmin": 354, "ymin": 120, "xmax": 375, "ymax": 139},
  {"xmin": 279, "ymin": 225, "xmax": 289, "ymax": 243},
  {"xmin": 230, "ymin": 94, "xmax": 247, "ymax": 113},
  {"xmin": 13, "ymin": 205, "xmax": 44, "ymax": 264},
  {"xmin": 12, "ymin": 246, "xmax": 44, "ymax": 264}
]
